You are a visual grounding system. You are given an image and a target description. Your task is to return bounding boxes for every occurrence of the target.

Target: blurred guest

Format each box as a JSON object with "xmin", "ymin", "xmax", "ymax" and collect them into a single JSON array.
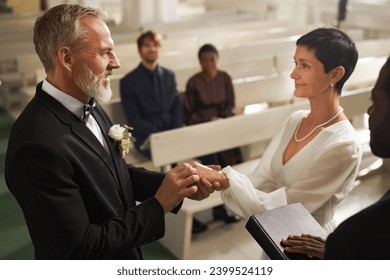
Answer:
[
  {"xmin": 184, "ymin": 44, "xmax": 242, "ymax": 227},
  {"xmin": 120, "ymin": 30, "xmax": 183, "ymax": 159}
]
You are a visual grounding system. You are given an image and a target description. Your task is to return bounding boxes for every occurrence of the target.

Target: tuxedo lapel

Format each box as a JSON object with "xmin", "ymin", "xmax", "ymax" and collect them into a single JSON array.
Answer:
[
  {"xmin": 71, "ymin": 121, "xmax": 117, "ymax": 173},
  {"xmin": 92, "ymin": 105, "xmax": 131, "ymax": 206},
  {"xmin": 35, "ymin": 87, "xmax": 122, "ymax": 197}
]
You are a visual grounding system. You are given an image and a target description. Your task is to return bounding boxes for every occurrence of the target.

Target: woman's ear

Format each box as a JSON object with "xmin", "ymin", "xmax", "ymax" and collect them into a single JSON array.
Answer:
[{"xmin": 331, "ymin": 66, "xmax": 346, "ymax": 83}]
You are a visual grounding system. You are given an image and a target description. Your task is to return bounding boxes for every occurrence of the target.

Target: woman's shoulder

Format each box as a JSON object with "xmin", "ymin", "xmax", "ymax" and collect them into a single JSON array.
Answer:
[
  {"xmin": 327, "ymin": 119, "xmax": 359, "ymax": 140},
  {"xmin": 320, "ymin": 120, "xmax": 362, "ymax": 156},
  {"xmin": 217, "ymin": 70, "xmax": 233, "ymax": 80},
  {"xmin": 186, "ymin": 72, "xmax": 203, "ymax": 88},
  {"xmin": 187, "ymin": 72, "xmax": 203, "ymax": 82},
  {"xmin": 287, "ymin": 110, "xmax": 308, "ymax": 122}
]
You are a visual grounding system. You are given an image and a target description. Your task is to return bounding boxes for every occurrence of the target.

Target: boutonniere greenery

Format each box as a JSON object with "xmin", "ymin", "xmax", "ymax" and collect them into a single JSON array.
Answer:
[{"xmin": 108, "ymin": 124, "xmax": 136, "ymax": 159}]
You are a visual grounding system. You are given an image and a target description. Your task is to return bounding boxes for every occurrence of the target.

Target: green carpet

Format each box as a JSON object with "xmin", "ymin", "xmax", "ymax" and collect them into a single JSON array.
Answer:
[
  {"xmin": 0, "ymin": 107, "xmax": 34, "ymax": 259},
  {"xmin": 0, "ymin": 107, "xmax": 175, "ymax": 260}
]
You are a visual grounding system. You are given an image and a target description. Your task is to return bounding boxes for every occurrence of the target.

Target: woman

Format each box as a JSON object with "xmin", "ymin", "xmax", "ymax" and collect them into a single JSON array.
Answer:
[
  {"xmin": 218, "ymin": 28, "xmax": 362, "ymax": 234},
  {"xmin": 281, "ymin": 56, "xmax": 390, "ymax": 260},
  {"xmin": 184, "ymin": 44, "xmax": 242, "ymax": 226},
  {"xmin": 184, "ymin": 43, "xmax": 242, "ymax": 166}
]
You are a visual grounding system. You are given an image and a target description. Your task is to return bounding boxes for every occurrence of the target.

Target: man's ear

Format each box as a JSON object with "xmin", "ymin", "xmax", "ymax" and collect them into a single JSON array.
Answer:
[{"xmin": 58, "ymin": 47, "xmax": 74, "ymax": 71}]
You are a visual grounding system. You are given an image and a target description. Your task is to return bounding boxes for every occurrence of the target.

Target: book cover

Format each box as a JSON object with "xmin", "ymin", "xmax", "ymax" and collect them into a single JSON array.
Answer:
[{"xmin": 245, "ymin": 203, "xmax": 327, "ymax": 260}]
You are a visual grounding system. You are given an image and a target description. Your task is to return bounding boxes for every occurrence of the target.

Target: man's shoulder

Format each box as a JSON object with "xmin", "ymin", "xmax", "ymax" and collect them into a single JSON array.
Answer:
[
  {"xmin": 121, "ymin": 66, "xmax": 142, "ymax": 80},
  {"xmin": 158, "ymin": 65, "xmax": 175, "ymax": 76},
  {"xmin": 338, "ymin": 189, "xmax": 390, "ymax": 231}
]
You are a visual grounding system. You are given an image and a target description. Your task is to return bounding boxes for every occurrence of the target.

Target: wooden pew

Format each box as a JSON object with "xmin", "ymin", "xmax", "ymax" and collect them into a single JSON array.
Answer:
[
  {"xmin": 175, "ymin": 54, "xmax": 276, "ymax": 92},
  {"xmin": 150, "ymin": 87, "xmax": 372, "ymax": 259},
  {"xmin": 146, "ymin": 12, "xmax": 274, "ymax": 38},
  {"xmin": 356, "ymin": 38, "xmax": 390, "ymax": 58},
  {"xmin": 344, "ymin": 56, "xmax": 387, "ymax": 90},
  {"xmin": 196, "ymin": 25, "xmax": 316, "ymax": 47},
  {"xmin": 114, "ymin": 27, "xmax": 301, "ymax": 76},
  {"xmin": 233, "ymin": 73, "xmax": 294, "ymax": 111},
  {"xmin": 316, "ymin": 0, "xmax": 390, "ymax": 38},
  {"xmin": 0, "ymin": 53, "xmax": 42, "ymax": 110},
  {"xmin": 162, "ymin": 19, "xmax": 289, "ymax": 40},
  {"xmin": 205, "ymin": 0, "xmax": 277, "ymax": 19}
]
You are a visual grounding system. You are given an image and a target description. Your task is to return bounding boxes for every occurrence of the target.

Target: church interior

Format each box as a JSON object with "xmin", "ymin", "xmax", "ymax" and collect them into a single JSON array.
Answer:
[{"xmin": 1, "ymin": 0, "xmax": 390, "ymax": 259}]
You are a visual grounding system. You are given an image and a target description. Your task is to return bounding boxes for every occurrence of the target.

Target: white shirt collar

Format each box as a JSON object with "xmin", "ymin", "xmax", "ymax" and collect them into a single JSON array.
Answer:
[{"xmin": 42, "ymin": 79, "xmax": 84, "ymax": 120}]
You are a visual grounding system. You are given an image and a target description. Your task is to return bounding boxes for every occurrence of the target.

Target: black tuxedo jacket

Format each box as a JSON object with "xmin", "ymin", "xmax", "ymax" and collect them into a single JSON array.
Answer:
[
  {"xmin": 325, "ymin": 189, "xmax": 390, "ymax": 259},
  {"xmin": 5, "ymin": 83, "xmax": 169, "ymax": 259}
]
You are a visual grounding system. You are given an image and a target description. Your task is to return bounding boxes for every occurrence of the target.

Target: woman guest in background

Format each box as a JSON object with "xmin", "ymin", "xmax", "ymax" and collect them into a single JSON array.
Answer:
[
  {"xmin": 194, "ymin": 28, "xmax": 362, "ymax": 235},
  {"xmin": 184, "ymin": 44, "xmax": 242, "ymax": 227}
]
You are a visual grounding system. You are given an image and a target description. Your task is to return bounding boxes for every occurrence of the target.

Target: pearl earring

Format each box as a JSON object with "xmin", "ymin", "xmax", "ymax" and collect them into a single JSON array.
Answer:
[{"xmin": 330, "ymin": 83, "xmax": 334, "ymax": 87}]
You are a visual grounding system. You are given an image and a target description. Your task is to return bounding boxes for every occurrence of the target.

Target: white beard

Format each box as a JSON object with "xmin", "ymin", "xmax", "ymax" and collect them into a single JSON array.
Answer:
[{"xmin": 75, "ymin": 65, "xmax": 112, "ymax": 104}]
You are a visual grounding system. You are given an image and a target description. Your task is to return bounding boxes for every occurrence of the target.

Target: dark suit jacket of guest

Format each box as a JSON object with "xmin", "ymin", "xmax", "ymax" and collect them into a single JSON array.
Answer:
[
  {"xmin": 325, "ymin": 189, "xmax": 390, "ymax": 259},
  {"xmin": 120, "ymin": 63, "xmax": 183, "ymax": 152},
  {"xmin": 5, "ymin": 83, "xmax": 169, "ymax": 259}
]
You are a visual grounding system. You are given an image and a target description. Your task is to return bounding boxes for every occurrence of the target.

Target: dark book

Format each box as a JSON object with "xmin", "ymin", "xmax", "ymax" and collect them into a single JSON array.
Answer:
[{"xmin": 246, "ymin": 203, "xmax": 327, "ymax": 260}]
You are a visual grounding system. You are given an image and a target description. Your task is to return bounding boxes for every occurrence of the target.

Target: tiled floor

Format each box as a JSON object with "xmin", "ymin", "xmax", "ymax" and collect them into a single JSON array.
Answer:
[{"xmin": 163, "ymin": 161, "xmax": 390, "ymax": 260}]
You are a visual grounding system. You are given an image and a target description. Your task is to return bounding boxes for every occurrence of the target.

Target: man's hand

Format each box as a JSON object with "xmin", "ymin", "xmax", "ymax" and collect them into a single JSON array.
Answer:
[
  {"xmin": 189, "ymin": 161, "xmax": 230, "ymax": 189},
  {"xmin": 155, "ymin": 163, "xmax": 199, "ymax": 213},
  {"xmin": 187, "ymin": 177, "xmax": 217, "ymax": 201},
  {"xmin": 281, "ymin": 234, "xmax": 326, "ymax": 259}
]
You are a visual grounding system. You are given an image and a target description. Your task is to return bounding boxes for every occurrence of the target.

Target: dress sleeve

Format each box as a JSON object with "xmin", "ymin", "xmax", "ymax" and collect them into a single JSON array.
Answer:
[
  {"xmin": 220, "ymin": 118, "xmax": 290, "ymax": 218},
  {"xmin": 285, "ymin": 140, "xmax": 361, "ymax": 214},
  {"xmin": 221, "ymin": 165, "xmax": 288, "ymax": 218}
]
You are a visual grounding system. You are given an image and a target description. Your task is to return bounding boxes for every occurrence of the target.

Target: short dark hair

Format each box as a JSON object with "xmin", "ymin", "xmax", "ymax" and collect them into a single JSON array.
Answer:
[
  {"xmin": 382, "ymin": 57, "xmax": 390, "ymax": 94},
  {"xmin": 198, "ymin": 44, "xmax": 219, "ymax": 59},
  {"xmin": 296, "ymin": 28, "xmax": 358, "ymax": 94},
  {"xmin": 137, "ymin": 30, "xmax": 161, "ymax": 50}
]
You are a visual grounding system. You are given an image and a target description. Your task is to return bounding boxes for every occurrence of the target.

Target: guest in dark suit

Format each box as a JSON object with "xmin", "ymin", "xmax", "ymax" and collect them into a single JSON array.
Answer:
[
  {"xmin": 4, "ymin": 4, "xmax": 228, "ymax": 260},
  {"xmin": 281, "ymin": 56, "xmax": 390, "ymax": 260},
  {"xmin": 120, "ymin": 30, "xmax": 183, "ymax": 159}
]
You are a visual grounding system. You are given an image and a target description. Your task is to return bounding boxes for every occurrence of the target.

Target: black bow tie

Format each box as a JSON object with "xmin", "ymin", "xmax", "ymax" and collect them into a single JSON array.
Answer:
[{"xmin": 81, "ymin": 97, "xmax": 96, "ymax": 124}]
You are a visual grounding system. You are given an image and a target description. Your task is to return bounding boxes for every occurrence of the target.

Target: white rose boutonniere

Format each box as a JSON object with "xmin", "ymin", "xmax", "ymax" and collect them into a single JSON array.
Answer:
[{"xmin": 108, "ymin": 124, "xmax": 136, "ymax": 159}]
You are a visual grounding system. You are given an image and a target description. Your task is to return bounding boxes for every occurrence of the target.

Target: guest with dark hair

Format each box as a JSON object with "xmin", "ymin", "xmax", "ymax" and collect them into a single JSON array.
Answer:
[{"xmin": 184, "ymin": 43, "xmax": 242, "ymax": 227}]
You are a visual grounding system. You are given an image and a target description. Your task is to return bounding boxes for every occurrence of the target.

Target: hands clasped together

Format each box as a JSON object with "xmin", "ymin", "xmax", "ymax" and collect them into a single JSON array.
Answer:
[{"xmin": 155, "ymin": 161, "xmax": 229, "ymax": 213}]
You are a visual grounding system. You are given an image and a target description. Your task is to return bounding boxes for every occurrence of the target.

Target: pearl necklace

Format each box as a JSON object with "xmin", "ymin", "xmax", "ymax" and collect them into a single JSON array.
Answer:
[{"xmin": 294, "ymin": 107, "xmax": 344, "ymax": 142}]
